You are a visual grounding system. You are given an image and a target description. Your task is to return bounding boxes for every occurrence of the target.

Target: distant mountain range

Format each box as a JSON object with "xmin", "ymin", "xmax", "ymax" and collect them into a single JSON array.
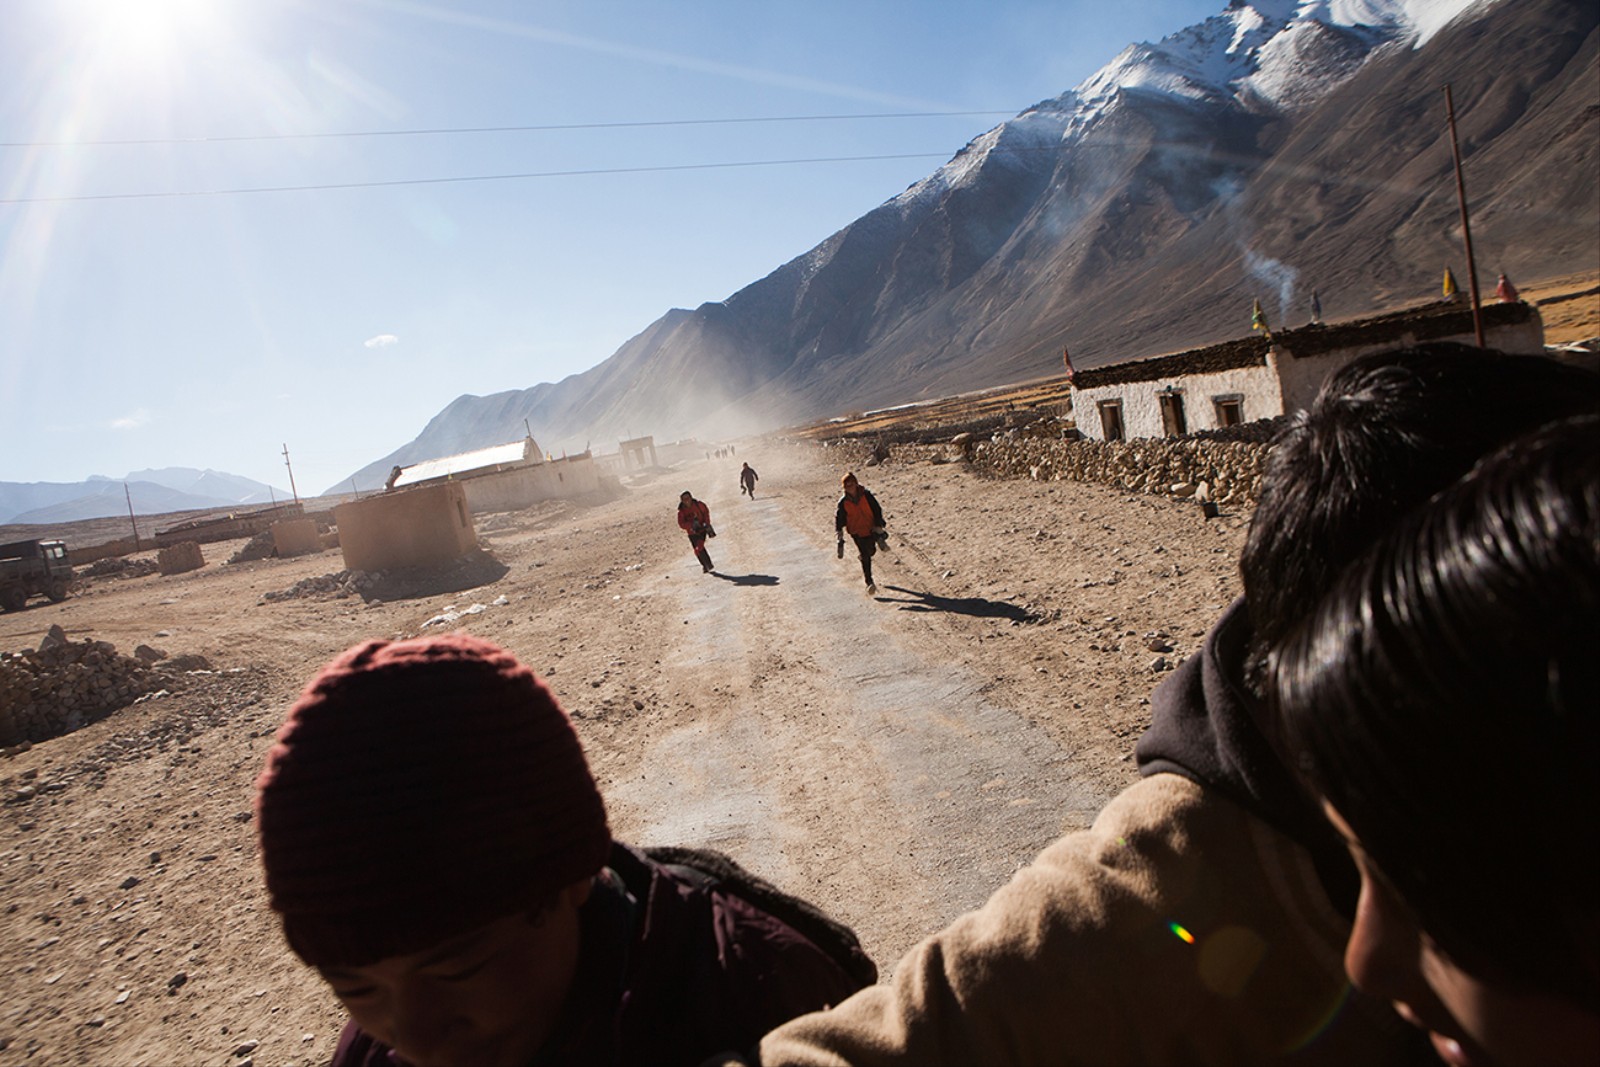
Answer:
[
  {"xmin": 0, "ymin": 469, "xmax": 291, "ymax": 525},
  {"xmin": 339, "ymin": 0, "xmax": 1597, "ymax": 494}
]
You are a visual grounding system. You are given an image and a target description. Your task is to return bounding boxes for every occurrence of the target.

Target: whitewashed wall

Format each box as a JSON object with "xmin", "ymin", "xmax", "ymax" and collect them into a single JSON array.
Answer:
[
  {"xmin": 459, "ymin": 454, "xmax": 602, "ymax": 513},
  {"xmin": 1073, "ymin": 309, "xmax": 1547, "ymax": 440},
  {"xmin": 1275, "ymin": 316, "xmax": 1547, "ymax": 413},
  {"xmin": 1072, "ymin": 363, "xmax": 1281, "ymax": 441}
]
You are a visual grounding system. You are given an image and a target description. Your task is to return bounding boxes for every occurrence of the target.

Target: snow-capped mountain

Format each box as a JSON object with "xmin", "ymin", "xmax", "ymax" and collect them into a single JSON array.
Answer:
[
  {"xmin": 922, "ymin": 0, "xmax": 1486, "ymax": 201},
  {"xmin": 341, "ymin": 0, "xmax": 1595, "ymax": 492}
]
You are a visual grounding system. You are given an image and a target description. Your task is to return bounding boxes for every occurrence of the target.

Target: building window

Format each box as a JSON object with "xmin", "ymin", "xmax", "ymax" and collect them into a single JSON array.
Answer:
[
  {"xmin": 1213, "ymin": 396, "xmax": 1245, "ymax": 427},
  {"xmin": 1158, "ymin": 391, "xmax": 1187, "ymax": 436},
  {"xmin": 1098, "ymin": 400, "xmax": 1125, "ymax": 442}
]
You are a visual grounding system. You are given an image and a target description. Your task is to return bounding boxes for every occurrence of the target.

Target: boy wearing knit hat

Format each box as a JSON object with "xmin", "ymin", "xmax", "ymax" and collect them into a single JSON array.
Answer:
[{"xmin": 256, "ymin": 633, "xmax": 872, "ymax": 1067}]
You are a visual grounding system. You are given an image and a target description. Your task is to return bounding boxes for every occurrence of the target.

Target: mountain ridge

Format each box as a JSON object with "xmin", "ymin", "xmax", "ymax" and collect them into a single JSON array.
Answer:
[
  {"xmin": 1, "ymin": 469, "xmax": 291, "ymax": 526},
  {"xmin": 337, "ymin": 0, "xmax": 1596, "ymax": 494}
]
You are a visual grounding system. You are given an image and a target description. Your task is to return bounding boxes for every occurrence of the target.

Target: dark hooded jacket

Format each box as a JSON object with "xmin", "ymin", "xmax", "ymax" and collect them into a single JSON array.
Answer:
[
  {"xmin": 1135, "ymin": 597, "xmax": 1358, "ymax": 912},
  {"xmin": 333, "ymin": 842, "xmax": 873, "ymax": 1067}
]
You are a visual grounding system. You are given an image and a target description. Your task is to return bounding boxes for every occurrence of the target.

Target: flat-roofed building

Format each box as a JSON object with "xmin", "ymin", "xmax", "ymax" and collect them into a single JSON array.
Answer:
[{"xmin": 1069, "ymin": 300, "xmax": 1545, "ymax": 441}]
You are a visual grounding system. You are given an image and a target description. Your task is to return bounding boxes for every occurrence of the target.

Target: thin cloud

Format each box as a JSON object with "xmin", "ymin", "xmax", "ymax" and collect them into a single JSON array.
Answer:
[
  {"xmin": 358, "ymin": 0, "xmax": 963, "ymax": 112},
  {"xmin": 364, "ymin": 333, "xmax": 400, "ymax": 348},
  {"xmin": 110, "ymin": 408, "xmax": 152, "ymax": 430}
]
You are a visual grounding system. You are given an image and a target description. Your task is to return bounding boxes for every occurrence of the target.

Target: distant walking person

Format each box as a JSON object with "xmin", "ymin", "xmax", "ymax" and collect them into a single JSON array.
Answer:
[
  {"xmin": 835, "ymin": 472, "xmax": 888, "ymax": 596},
  {"xmin": 677, "ymin": 490, "xmax": 716, "ymax": 573},
  {"xmin": 740, "ymin": 462, "xmax": 760, "ymax": 499}
]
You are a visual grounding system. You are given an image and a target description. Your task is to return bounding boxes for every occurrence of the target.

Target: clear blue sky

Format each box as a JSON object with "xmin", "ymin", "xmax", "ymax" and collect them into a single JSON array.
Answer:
[{"xmin": 2, "ymin": 0, "xmax": 1220, "ymax": 496}]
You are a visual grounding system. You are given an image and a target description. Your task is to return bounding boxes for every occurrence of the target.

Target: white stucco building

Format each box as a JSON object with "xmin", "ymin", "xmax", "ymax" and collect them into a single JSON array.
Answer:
[
  {"xmin": 1069, "ymin": 300, "xmax": 1546, "ymax": 441},
  {"xmin": 387, "ymin": 436, "xmax": 604, "ymax": 513}
]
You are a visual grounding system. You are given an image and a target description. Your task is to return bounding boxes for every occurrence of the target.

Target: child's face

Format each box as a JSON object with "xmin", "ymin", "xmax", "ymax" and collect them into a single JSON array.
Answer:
[
  {"xmin": 318, "ymin": 879, "xmax": 591, "ymax": 1067},
  {"xmin": 1326, "ymin": 804, "xmax": 1600, "ymax": 1067}
]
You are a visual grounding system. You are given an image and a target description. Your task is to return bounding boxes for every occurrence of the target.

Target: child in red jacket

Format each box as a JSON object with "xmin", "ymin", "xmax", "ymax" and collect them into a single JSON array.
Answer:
[
  {"xmin": 677, "ymin": 490, "xmax": 716, "ymax": 573},
  {"xmin": 256, "ymin": 634, "xmax": 872, "ymax": 1067}
]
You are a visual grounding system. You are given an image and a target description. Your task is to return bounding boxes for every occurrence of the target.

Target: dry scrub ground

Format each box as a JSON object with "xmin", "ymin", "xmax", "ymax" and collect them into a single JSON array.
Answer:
[
  {"xmin": 6, "ymin": 439, "xmax": 1251, "ymax": 1066},
  {"xmin": 4, "ymin": 276, "xmax": 1595, "ymax": 1066}
]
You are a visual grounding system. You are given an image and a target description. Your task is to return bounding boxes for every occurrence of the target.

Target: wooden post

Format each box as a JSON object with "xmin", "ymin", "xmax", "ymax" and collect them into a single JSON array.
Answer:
[
  {"xmin": 282, "ymin": 444, "xmax": 302, "ymax": 507},
  {"xmin": 1444, "ymin": 84, "xmax": 1485, "ymax": 347},
  {"xmin": 124, "ymin": 483, "xmax": 140, "ymax": 550}
]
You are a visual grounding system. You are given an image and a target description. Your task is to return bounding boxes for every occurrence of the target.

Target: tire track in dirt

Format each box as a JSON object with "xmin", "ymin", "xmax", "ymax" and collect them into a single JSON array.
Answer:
[{"xmin": 605, "ymin": 481, "xmax": 1101, "ymax": 969}]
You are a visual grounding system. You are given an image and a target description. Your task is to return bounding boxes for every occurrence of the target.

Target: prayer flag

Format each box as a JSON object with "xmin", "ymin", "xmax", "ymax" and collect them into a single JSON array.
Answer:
[
  {"xmin": 1251, "ymin": 299, "xmax": 1270, "ymax": 336},
  {"xmin": 1443, "ymin": 267, "xmax": 1459, "ymax": 298}
]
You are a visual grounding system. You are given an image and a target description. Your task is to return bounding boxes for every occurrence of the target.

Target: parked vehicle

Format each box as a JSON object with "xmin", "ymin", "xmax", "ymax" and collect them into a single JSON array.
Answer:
[{"xmin": 0, "ymin": 539, "xmax": 74, "ymax": 611}]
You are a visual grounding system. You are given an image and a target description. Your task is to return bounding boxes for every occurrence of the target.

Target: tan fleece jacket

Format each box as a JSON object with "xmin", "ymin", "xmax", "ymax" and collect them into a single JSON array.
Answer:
[{"xmin": 752, "ymin": 774, "xmax": 1420, "ymax": 1066}]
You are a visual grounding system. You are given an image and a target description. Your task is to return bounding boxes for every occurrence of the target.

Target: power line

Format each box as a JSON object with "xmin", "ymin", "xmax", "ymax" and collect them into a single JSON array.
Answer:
[
  {"xmin": 0, "ymin": 151, "xmax": 962, "ymax": 204},
  {"xmin": 0, "ymin": 110, "xmax": 1016, "ymax": 149},
  {"xmin": 9, "ymin": 141, "xmax": 1423, "ymax": 208}
]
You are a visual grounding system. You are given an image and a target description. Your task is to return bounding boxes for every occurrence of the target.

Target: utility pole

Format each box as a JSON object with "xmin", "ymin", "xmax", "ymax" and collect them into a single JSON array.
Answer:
[
  {"xmin": 282, "ymin": 444, "xmax": 302, "ymax": 507},
  {"xmin": 124, "ymin": 483, "xmax": 140, "ymax": 550},
  {"xmin": 1443, "ymin": 83, "xmax": 1485, "ymax": 347}
]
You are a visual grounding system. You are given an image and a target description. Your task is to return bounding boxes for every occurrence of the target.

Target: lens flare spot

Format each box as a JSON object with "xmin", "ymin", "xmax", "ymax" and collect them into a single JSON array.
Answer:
[{"xmin": 1169, "ymin": 921, "xmax": 1195, "ymax": 944}]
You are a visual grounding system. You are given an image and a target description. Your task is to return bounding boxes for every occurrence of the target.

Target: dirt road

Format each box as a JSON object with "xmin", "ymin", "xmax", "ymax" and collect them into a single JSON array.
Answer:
[
  {"xmin": 607, "ymin": 472, "xmax": 1105, "ymax": 963},
  {"xmin": 0, "ymin": 441, "xmax": 1247, "ymax": 1066}
]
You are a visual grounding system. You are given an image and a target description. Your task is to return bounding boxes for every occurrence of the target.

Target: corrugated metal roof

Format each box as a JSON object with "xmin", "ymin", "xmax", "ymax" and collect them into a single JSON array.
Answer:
[{"xmin": 395, "ymin": 439, "xmax": 535, "ymax": 488}]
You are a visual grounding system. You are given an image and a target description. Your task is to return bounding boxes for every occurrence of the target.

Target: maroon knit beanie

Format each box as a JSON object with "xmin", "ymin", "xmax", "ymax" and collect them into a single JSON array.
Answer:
[{"xmin": 255, "ymin": 633, "xmax": 611, "ymax": 969}]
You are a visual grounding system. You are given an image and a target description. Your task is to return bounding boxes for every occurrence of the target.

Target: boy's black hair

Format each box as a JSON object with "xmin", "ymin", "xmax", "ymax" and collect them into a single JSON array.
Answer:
[
  {"xmin": 1240, "ymin": 343, "xmax": 1600, "ymax": 691},
  {"xmin": 1271, "ymin": 415, "xmax": 1600, "ymax": 1003}
]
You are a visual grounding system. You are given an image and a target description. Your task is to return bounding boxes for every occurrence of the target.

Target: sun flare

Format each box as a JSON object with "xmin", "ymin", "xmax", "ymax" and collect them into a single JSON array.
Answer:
[{"xmin": 88, "ymin": 0, "xmax": 219, "ymax": 69}]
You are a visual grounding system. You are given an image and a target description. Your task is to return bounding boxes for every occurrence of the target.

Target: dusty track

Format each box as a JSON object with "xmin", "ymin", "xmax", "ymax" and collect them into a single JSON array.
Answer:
[
  {"xmin": 1, "ymin": 440, "xmax": 1251, "ymax": 1066},
  {"xmin": 1, "ymin": 277, "xmax": 1592, "ymax": 1066}
]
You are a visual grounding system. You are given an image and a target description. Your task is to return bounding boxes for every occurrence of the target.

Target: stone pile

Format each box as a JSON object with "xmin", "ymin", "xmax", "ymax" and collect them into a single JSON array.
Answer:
[
  {"xmin": 477, "ymin": 513, "xmax": 520, "ymax": 534},
  {"xmin": 79, "ymin": 556, "xmax": 160, "ymax": 579},
  {"xmin": 260, "ymin": 570, "xmax": 378, "ymax": 602},
  {"xmin": 260, "ymin": 550, "xmax": 508, "ymax": 605},
  {"xmin": 1014, "ymin": 414, "xmax": 1073, "ymax": 439},
  {"xmin": 228, "ymin": 529, "xmax": 277, "ymax": 564},
  {"xmin": 0, "ymin": 627, "xmax": 210, "ymax": 747}
]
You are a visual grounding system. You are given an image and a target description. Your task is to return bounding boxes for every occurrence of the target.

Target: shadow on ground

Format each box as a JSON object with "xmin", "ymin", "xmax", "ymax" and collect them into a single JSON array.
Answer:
[
  {"xmin": 713, "ymin": 572, "xmax": 780, "ymax": 587},
  {"xmin": 360, "ymin": 550, "xmax": 511, "ymax": 602},
  {"xmin": 878, "ymin": 584, "xmax": 1036, "ymax": 622}
]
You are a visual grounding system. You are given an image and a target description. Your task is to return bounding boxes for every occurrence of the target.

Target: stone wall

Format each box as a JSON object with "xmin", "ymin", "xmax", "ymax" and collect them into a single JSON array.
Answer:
[
  {"xmin": 67, "ymin": 537, "xmax": 141, "ymax": 566},
  {"xmin": 269, "ymin": 519, "xmax": 322, "ymax": 558},
  {"xmin": 956, "ymin": 419, "xmax": 1281, "ymax": 505},
  {"xmin": 157, "ymin": 541, "xmax": 204, "ymax": 575},
  {"xmin": 153, "ymin": 502, "xmax": 305, "ymax": 547}
]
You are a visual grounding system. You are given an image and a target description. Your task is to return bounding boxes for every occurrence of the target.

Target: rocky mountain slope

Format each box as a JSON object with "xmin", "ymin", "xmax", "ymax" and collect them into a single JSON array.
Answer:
[{"xmin": 341, "ymin": 0, "xmax": 1598, "ymax": 493}]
